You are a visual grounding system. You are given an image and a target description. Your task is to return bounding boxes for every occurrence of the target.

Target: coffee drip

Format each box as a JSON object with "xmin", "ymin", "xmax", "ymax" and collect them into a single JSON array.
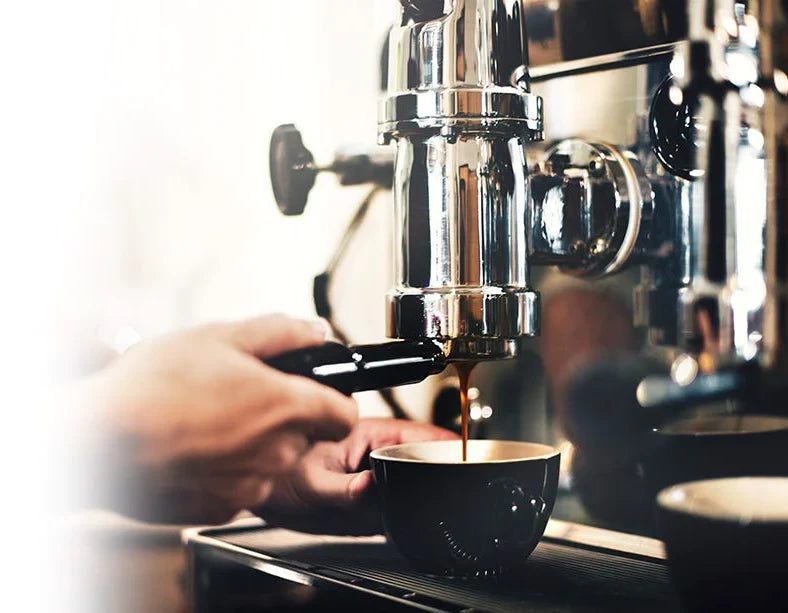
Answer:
[{"xmin": 455, "ymin": 363, "xmax": 478, "ymax": 462}]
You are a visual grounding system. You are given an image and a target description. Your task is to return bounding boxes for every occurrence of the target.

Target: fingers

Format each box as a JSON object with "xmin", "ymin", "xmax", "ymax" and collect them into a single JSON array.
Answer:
[
  {"xmin": 343, "ymin": 418, "xmax": 458, "ymax": 471},
  {"xmin": 228, "ymin": 313, "xmax": 329, "ymax": 358},
  {"xmin": 344, "ymin": 432, "xmax": 397, "ymax": 473},
  {"xmin": 276, "ymin": 375, "xmax": 358, "ymax": 442},
  {"xmin": 248, "ymin": 428, "xmax": 312, "ymax": 475},
  {"xmin": 221, "ymin": 475, "xmax": 273, "ymax": 510},
  {"xmin": 225, "ymin": 375, "xmax": 357, "ymax": 477},
  {"xmin": 300, "ymin": 467, "xmax": 375, "ymax": 509},
  {"xmin": 195, "ymin": 369, "xmax": 356, "ymax": 482},
  {"xmin": 348, "ymin": 470, "xmax": 374, "ymax": 501},
  {"xmin": 255, "ymin": 468, "xmax": 382, "ymax": 536}
]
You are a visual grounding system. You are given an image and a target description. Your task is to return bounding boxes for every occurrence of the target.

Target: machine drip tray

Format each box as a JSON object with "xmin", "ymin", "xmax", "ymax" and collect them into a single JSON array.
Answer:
[{"xmin": 186, "ymin": 521, "xmax": 681, "ymax": 612}]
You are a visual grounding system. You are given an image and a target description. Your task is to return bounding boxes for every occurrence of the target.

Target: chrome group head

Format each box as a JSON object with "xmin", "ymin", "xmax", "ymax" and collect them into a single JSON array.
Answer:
[{"xmin": 380, "ymin": 0, "xmax": 543, "ymax": 360}]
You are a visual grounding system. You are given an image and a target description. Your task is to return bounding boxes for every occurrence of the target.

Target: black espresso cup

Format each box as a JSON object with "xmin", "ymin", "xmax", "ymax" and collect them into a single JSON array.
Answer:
[
  {"xmin": 657, "ymin": 477, "xmax": 788, "ymax": 612},
  {"xmin": 639, "ymin": 414, "xmax": 788, "ymax": 499},
  {"xmin": 370, "ymin": 440, "xmax": 560, "ymax": 577}
]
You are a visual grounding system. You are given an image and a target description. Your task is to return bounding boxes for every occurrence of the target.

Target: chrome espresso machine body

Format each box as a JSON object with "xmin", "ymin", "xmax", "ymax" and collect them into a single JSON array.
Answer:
[{"xmin": 381, "ymin": 0, "xmax": 787, "ymax": 411}]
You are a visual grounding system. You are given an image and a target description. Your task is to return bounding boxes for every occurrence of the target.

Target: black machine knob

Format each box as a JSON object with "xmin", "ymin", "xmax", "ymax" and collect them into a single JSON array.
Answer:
[
  {"xmin": 399, "ymin": 0, "xmax": 446, "ymax": 21},
  {"xmin": 269, "ymin": 124, "xmax": 317, "ymax": 216},
  {"xmin": 649, "ymin": 75, "xmax": 699, "ymax": 181},
  {"xmin": 268, "ymin": 124, "xmax": 394, "ymax": 216}
]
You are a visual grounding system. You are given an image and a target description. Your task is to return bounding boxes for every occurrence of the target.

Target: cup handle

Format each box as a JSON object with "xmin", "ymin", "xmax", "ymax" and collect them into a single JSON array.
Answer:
[{"xmin": 438, "ymin": 479, "xmax": 548, "ymax": 565}]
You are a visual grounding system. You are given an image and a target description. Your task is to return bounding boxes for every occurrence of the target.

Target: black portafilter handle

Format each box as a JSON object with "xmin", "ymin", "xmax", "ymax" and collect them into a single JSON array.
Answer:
[{"xmin": 263, "ymin": 340, "xmax": 448, "ymax": 395}]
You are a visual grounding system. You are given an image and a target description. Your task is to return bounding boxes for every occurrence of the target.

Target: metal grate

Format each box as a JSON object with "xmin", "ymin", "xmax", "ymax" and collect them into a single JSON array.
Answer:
[{"xmin": 212, "ymin": 527, "xmax": 680, "ymax": 612}]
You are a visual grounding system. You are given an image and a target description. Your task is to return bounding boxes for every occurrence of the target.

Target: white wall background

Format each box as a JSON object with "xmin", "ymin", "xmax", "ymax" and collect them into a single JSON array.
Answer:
[{"xmin": 62, "ymin": 0, "xmax": 399, "ymax": 361}]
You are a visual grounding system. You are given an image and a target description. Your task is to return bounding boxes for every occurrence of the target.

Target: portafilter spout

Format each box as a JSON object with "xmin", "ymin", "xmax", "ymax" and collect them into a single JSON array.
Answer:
[{"xmin": 380, "ymin": 0, "xmax": 544, "ymax": 361}]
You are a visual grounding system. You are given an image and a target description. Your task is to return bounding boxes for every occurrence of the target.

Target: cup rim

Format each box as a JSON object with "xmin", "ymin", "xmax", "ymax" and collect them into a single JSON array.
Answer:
[
  {"xmin": 369, "ymin": 439, "xmax": 560, "ymax": 465},
  {"xmin": 654, "ymin": 414, "xmax": 788, "ymax": 438},
  {"xmin": 656, "ymin": 476, "xmax": 788, "ymax": 524}
]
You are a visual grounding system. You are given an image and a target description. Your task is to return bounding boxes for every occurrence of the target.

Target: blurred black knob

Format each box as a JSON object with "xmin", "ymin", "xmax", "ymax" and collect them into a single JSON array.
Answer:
[
  {"xmin": 400, "ymin": 0, "xmax": 445, "ymax": 21},
  {"xmin": 649, "ymin": 75, "xmax": 698, "ymax": 181},
  {"xmin": 269, "ymin": 124, "xmax": 317, "ymax": 216}
]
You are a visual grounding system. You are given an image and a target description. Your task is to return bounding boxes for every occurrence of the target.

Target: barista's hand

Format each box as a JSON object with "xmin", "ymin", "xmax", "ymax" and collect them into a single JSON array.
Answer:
[
  {"xmin": 73, "ymin": 314, "xmax": 358, "ymax": 524},
  {"xmin": 255, "ymin": 418, "xmax": 458, "ymax": 535}
]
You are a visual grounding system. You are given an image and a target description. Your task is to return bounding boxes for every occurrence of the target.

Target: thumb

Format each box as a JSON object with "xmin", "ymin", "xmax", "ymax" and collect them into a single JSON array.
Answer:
[
  {"xmin": 228, "ymin": 313, "xmax": 329, "ymax": 358},
  {"xmin": 303, "ymin": 468, "xmax": 375, "ymax": 509}
]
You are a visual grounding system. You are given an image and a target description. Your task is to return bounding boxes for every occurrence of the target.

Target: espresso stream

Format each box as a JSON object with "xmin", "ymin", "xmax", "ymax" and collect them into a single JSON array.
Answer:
[{"xmin": 455, "ymin": 362, "xmax": 477, "ymax": 462}]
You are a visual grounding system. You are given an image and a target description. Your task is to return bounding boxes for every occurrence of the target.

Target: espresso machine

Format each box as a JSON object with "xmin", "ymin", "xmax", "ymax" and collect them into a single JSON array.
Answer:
[
  {"xmin": 267, "ymin": 0, "xmax": 786, "ymax": 417},
  {"xmin": 187, "ymin": 1, "xmax": 787, "ymax": 610}
]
